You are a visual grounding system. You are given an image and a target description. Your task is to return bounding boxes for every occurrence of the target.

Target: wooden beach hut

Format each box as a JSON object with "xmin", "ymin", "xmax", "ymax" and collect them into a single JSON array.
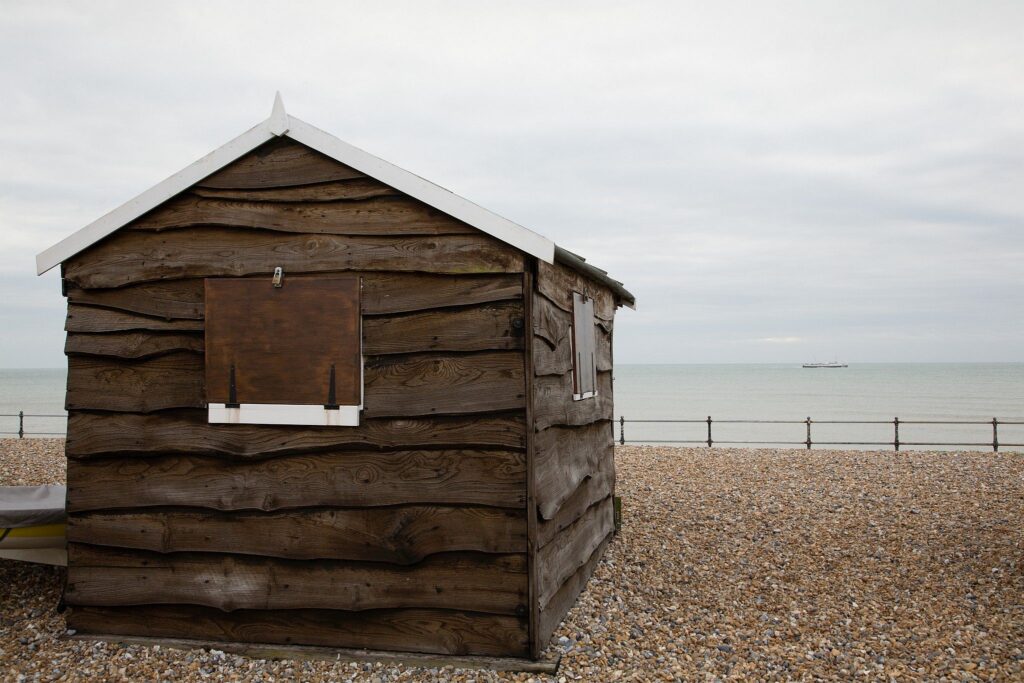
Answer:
[{"xmin": 35, "ymin": 95, "xmax": 635, "ymax": 660}]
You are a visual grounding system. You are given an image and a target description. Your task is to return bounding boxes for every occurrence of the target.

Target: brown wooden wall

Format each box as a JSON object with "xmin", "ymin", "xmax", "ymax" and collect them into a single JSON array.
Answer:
[
  {"xmin": 528, "ymin": 259, "xmax": 616, "ymax": 654},
  {"xmin": 62, "ymin": 138, "xmax": 532, "ymax": 657}
]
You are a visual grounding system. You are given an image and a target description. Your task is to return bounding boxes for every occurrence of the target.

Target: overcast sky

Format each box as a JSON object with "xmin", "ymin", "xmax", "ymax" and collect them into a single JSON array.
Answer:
[{"xmin": 1, "ymin": 1, "xmax": 1022, "ymax": 367}]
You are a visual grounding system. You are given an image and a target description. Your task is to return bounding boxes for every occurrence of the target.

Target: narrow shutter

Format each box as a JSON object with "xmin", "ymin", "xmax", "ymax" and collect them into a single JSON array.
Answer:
[{"xmin": 571, "ymin": 291, "xmax": 597, "ymax": 399}]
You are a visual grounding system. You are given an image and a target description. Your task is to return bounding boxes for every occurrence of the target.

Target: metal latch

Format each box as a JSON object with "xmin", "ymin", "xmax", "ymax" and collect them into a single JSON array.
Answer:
[{"xmin": 272, "ymin": 266, "xmax": 284, "ymax": 288}]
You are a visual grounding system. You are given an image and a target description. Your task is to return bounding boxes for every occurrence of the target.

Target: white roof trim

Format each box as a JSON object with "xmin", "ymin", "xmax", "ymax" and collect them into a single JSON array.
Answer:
[{"xmin": 36, "ymin": 94, "xmax": 555, "ymax": 275}]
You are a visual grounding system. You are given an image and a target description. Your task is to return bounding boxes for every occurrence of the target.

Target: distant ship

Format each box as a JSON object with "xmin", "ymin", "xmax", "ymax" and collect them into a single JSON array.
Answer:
[{"xmin": 802, "ymin": 361, "xmax": 848, "ymax": 368}]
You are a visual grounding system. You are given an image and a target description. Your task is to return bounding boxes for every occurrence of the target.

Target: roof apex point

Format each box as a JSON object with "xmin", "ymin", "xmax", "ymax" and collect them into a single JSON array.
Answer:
[{"xmin": 268, "ymin": 92, "xmax": 289, "ymax": 136}]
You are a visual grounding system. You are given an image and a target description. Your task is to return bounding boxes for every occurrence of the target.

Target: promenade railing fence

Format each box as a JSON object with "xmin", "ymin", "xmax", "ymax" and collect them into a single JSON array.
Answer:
[{"xmin": 3, "ymin": 411, "xmax": 1022, "ymax": 452}]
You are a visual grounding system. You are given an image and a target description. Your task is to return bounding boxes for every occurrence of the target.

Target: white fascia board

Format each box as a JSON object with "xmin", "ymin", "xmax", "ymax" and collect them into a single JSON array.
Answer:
[
  {"xmin": 35, "ymin": 120, "xmax": 277, "ymax": 275},
  {"xmin": 285, "ymin": 116, "xmax": 555, "ymax": 263},
  {"xmin": 208, "ymin": 403, "xmax": 360, "ymax": 427}
]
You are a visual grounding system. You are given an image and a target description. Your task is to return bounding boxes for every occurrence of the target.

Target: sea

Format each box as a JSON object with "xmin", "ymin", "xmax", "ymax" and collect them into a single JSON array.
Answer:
[{"xmin": 1, "ymin": 364, "xmax": 1022, "ymax": 451}]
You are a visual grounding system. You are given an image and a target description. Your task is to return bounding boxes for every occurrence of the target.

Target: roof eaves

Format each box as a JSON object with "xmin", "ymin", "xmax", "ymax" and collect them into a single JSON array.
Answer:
[{"xmin": 554, "ymin": 246, "xmax": 636, "ymax": 310}]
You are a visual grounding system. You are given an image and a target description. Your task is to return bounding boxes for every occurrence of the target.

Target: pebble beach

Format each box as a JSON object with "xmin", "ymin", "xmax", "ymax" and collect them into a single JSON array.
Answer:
[{"xmin": 1, "ymin": 439, "xmax": 1021, "ymax": 682}]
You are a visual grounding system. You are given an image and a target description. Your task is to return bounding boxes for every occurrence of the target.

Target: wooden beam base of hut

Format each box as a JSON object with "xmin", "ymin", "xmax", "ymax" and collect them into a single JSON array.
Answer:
[{"xmin": 68, "ymin": 634, "xmax": 562, "ymax": 674}]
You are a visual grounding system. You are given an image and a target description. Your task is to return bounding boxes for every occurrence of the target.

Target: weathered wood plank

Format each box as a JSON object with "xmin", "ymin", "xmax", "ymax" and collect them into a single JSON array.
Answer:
[
  {"xmin": 64, "ymin": 229, "xmax": 526, "ymax": 289},
  {"xmin": 534, "ymin": 422, "xmax": 613, "ymax": 520},
  {"xmin": 66, "ymin": 305, "xmax": 204, "ymax": 333},
  {"xmin": 536, "ymin": 260, "xmax": 615, "ymax": 320},
  {"xmin": 535, "ymin": 534, "xmax": 611, "ymax": 650},
  {"xmin": 537, "ymin": 459, "xmax": 615, "ymax": 548},
  {"xmin": 196, "ymin": 138, "xmax": 366, "ymax": 189},
  {"xmin": 66, "ymin": 273, "xmax": 521, "ymax": 319},
  {"xmin": 532, "ymin": 371, "xmax": 613, "ymax": 431},
  {"xmin": 68, "ymin": 605, "xmax": 529, "ymax": 657},
  {"xmin": 536, "ymin": 497, "xmax": 614, "ymax": 611},
  {"xmin": 69, "ymin": 507, "xmax": 526, "ymax": 563},
  {"xmin": 67, "ymin": 280, "xmax": 204, "ymax": 319},
  {"xmin": 67, "ymin": 450, "xmax": 526, "ymax": 512},
  {"xmin": 66, "ymin": 351, "xmax": 525, "ymax": 415},
  {"xmin": 67, "ymin": 353, "xmax": 205, "ymax": 412},
  {"xmin": 67, "ymin": 545, "xmax": 527, "ymax": 614},
  {"xmin": 364, "ymin": 302, "xmax": 524, "ymax": 355},
  {"xmin": 130, "ymin": 195, "xmax": 477, "ymax": 235},
  {"xmin": 192, "ymin": 178, "xmax": 398, "ymax": 202},
  {"xmin": 65, "ymin": 332, "xmax": 204, "ymax": 359},
  {"xmin": 363, "ymin": 351, "xmax": 525, "ymax": 418},
  {"xmin": 65, "ymin": 410, "xmax": 526, "ymax": 457}
]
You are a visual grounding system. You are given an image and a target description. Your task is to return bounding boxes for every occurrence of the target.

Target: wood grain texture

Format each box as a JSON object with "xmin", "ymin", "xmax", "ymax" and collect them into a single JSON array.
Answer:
[
  {"xmin": 363, "ymin": 351, "xmax": 525, "ymax": 418},
  {"xmin": 534, "ymin": 422, "xmax": 613, "ymax": 521},
  {"xmin": 537, "ymin": 458, "xmax": 615, "ymax": 548},
  {"xmin": 68, "ymin": 605, "xmax": 529, "ymax": 657},
  {"xmin": 64, "ymin": 228, "xmax": 526, "ymax": 289},
  {"xmin": 536, "ymin": 496, "xmax": 614, "ymax": 611},
  {"xmin": 364, "ymin": 302, "xmax": 524, "ymax": 355},
  {"xmin": 67, "ymin": 545, "xmax": 527, "ymax": 615},
  {"xmin": 67, "ymin": 280, "xmax": 204, "ymax": 319},
  {"xmin": 536, "ymin": 260, "xmax": 615, "ymax": 321},
  {"xmin": 69, "ymin": 507, "xmax": 526, "ymax": 563},
  {"xmin": 130, "ymin": 195, "xmax": 477, "ymax": 236},
  {"xmin": 66, "ymin": 273, "xmax": 520, "ymax": 318},
  {"xmin": 535, "ymin": 534, "xmax": 612, "ymax": 651},
  {"xmin": 67, "ymin": 450, "xmax": 526, "ymax": 512},
  {"xmin": 196, "ymin": 138, "xmax": 366, "ymax": 189},
  {"xmin": 65, "ymin": 332, "xmax": 204, "ymax": 359},
  {"xmin": 192, "ymin": 178, "xmax": 398, "ymax": 202},
  {"xmin": 66, "ymin": 350, "xmax": 525, "ymax": 415},
  {"xmin": 65, "ymin": 410, "xmax": 526, "ymax": 457},
  {"xmin": 66, "ymin": 305, "xmax": 204, "ymax": 333},
  {"xmin": 532, "ymin": 371, "xmax": 613, "ymax": 431},
  {"xmin": 67, "ymin": 352, "xmax": 205, "ymax": 412}
]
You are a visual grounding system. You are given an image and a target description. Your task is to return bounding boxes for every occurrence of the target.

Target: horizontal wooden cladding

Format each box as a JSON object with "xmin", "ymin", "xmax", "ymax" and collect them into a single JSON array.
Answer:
[
  {"xmin": 130, "ymin": 195, "xmax": 477, "ymax": 236},
  {"xmin": 536, "ymin": 496, "xmax": 614, "ymax": 612},
  {"xmin": 364, "ymin": 302, "xmax": 524, "ymax": 355},
  {"xmin": 68, "ymin": 605, "xmax": 528, "ymax": 657},
  {"xmin": 537, "ymin": 458, "xmax": 614, "ymax": 549},
  {"xmin": 65, "ymin": 305, "xmax": 203, "ymax": 333},
  {"xmin": 66, "ymin": 272, "xmax": 522, "ymax": 318},
  {"xmin": 68, "ymin": 353, "xmax": 204, "ymax": 412},
  {"xmin": 64, "ymin": 229, "xmax": 525, "ymax": 289},
  {"xmin": 533, "ymin": 295, "xmax": 612, "ymax": 377},
  {"xmin": 535, "ymin": 422, "xmax": 613, "ymax": 521},
  {"xmin": 66, "ymin": 350, "xmax": 525, "ymax": 415},
  {"xmin": 65, "ymin": 410, "xmax": 525, "ymax": 457},
  {"xmin": 66, "ymin": 332, "xmax": 203, "ymax": 359},
  {"xmin": 533, "ymin": 371, "xmax": 613, "ymax": 431},
  {"xmin": 536, "ymin": 260, "xmax": 615, "ymax": 321},
  {"xmin": 67, "ymin": 545, "xmax": 527, "ymax": 615},
  {"xmin": 67, "ymin": 280, "xmax": 204, "ymax": 319},
  {"xmin": 535, "ymin": 534, "xmax": 612, "ymax": 652},
  {"xmin": 196, "ymin": 138, "xmax": 366, "ymax": 189},
  {"xmin": 69, "ymin": 506, "xmax": 527, "ymax": 564},
  {"xmin": 363, "ymin": 351, "xmax": 524, "ymax": 418},
  {"xmin": 192, "ymin": 178, "xmax": 398, "ymax": 202},
  {"xmin": 67, "ymin": 449, "xmax": 526, "ymax": 512}
]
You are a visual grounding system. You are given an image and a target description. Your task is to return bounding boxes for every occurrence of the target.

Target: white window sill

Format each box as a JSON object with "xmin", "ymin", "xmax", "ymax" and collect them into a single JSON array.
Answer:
[{"xmin": 208, "ymin": 403, "xmax": 360, "ymax": 427}]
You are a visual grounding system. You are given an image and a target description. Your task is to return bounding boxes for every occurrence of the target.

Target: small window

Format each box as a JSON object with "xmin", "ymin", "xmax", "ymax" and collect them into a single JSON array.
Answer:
[
  {"xmin": 204, "ymin": 276, "xmax": 362, "ymax": 426},
  {"xmin": 571, "ymin": 291, "xmax": 597, "ymax": 400}
]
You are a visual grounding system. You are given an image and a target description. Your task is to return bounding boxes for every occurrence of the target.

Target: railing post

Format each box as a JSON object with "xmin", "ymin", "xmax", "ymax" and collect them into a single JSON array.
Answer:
[
  {"xmin": 706, "ymin": 416, "xmax": 713, "ymax": 448},
  {"xmin": 894, "ymin": 417, "xmax": 900, "ymax": 452},
  {"xmin": 619, "ymin": 416, "xmax": 625, "ymax": 446},
  {"xmin": 805, "ymin": 417, "xmax": 812, "ymax": 450},
  {"xmin": 993, "ymin": 417, "xmax": 999, "ymax": 453},
  {"xmin": 18, "ymin": 411, "xmax": 24, "ymax": 439}
]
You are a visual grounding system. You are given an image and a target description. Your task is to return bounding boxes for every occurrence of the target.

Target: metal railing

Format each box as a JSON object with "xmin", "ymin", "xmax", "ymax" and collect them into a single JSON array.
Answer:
[
  {"xmin": 618, "ymin": 416, "xmax": 1024, "ymax": 452},
  {"xmin": 0, "ymin": 412, "xmax": 67, "ymax": 438}
]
